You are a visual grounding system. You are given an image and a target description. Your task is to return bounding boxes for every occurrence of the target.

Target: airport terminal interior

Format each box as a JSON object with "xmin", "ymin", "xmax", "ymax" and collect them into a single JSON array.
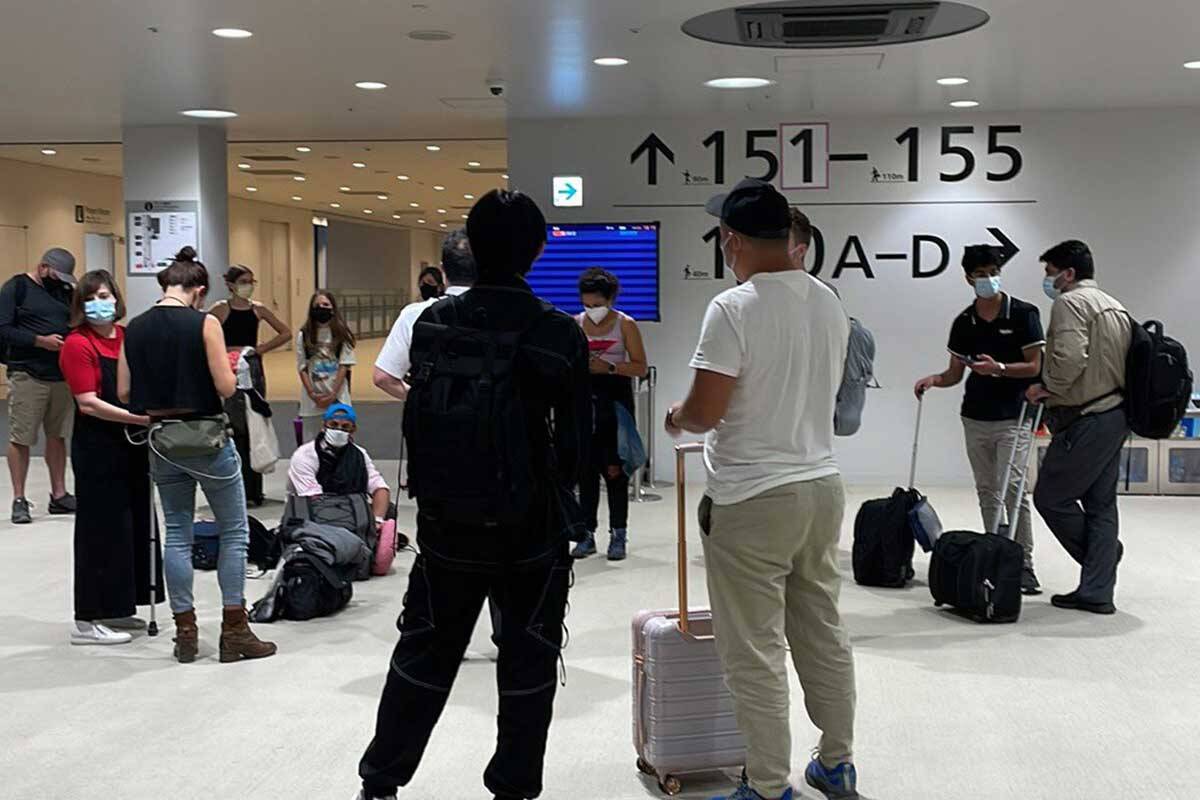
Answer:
[{"xmin": 1, "ymin": 2, "xmax": 1199, "ymax": 799}]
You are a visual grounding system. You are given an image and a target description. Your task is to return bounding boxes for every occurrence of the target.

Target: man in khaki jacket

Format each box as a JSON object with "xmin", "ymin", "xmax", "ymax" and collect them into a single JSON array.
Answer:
[{"xmin": 1026, "ymin": 240, "xmax": 1131, "ymax": 615}]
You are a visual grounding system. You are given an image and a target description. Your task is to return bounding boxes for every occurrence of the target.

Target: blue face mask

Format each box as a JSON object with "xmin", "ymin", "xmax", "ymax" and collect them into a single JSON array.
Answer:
[
  {"xmin": 84, "ymin": 298, "xmax": 117, "ymax": 324},
  {"xmin": 1043, "ymin": 274, "xmax": 1062, "ymax": 301},
  {"xmin": 973, "ymin": 275, "xmax": 1002, "ymax": 299}
]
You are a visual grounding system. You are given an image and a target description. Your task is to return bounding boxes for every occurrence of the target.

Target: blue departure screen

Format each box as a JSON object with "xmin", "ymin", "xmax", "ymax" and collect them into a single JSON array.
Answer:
[{"xmin": 529, "ymin": 222, "xmax": 661, "ymax": 322}]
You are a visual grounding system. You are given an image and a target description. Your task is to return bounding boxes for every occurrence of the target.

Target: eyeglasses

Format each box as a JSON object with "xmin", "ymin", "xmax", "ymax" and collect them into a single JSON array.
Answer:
[{"xmin": 325, "ymin": 420, "xmax": 355, "ymax": 432}]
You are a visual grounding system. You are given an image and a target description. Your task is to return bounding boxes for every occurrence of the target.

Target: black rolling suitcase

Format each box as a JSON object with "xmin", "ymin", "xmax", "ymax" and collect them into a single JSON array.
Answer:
[
  {"xmin": 929, "ymin": 402, "xmax": 1043, "ymax": 623},
  {"xmin": 852, "ymin": 398, "xmax": 933, "ymax": 588}
]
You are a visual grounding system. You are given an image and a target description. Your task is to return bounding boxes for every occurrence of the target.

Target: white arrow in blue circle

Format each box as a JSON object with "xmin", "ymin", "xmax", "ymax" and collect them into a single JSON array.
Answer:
[{"xmin": 558, "ymin": 182, "xmax": 578, "ymax": 200}]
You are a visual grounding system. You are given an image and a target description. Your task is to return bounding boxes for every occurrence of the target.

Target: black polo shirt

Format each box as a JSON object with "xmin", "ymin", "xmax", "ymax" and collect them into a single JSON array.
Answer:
[{"xmin": 947, "ymin": 294, "xmax": 1045, "ymax": 422}]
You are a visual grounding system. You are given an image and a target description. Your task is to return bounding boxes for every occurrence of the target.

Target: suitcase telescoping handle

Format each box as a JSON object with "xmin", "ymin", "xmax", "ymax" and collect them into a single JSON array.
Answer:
[
  {"xmin": 908, "ymin": 396, "xmax": 924, "ymax": 490},
  {"xmin": 675, "ymin": 442, "xmax": 705, "ymax": 635},
  {"xmin": 990, "ymin": 401, "xmax": 1045, "ymax": 537}
]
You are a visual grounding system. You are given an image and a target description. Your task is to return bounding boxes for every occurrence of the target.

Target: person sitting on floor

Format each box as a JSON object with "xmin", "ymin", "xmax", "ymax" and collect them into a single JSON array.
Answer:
[{"xmin": 288, "ymin": 403, "xmax": 390, "ymax": 529}]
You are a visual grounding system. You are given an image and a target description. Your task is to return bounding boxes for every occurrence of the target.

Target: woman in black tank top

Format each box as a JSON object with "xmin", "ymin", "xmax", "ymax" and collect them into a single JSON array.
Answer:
[{"xmin": 119, "ymin": 247, "xmax": 277, "ymax": 665}]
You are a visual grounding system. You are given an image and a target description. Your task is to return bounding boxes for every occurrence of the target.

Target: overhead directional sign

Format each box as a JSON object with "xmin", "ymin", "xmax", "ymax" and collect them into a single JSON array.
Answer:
[{"xmin": 552, "ymin": 175, "xmax": 583, "ymax": 207}]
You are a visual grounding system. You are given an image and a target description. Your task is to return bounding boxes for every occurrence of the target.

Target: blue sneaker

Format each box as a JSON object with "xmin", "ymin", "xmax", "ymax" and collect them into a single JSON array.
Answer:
[
  {"xmin": 607, "ymin": 528, "xmax": 628, "ymax": 561},
  {"xmin": 805, "ymin": 754, "xmax": 858, "ymax": 799},
  {"xmin": 571, "ymin": 532, "xmax": 596, "ymax": 559},
  {"xmin": 710, "ymin": 782, "xmax": 793, "ymax": 800}
]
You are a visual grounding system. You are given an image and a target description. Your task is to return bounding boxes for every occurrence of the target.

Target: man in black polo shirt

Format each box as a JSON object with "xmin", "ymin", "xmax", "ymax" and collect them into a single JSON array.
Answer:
[{"xmin": 915, "ymin": 244, "xmax": 1046, "ymax": 594}]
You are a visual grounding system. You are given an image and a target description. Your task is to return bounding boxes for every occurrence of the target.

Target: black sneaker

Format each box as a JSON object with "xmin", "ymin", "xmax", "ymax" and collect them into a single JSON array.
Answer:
[
  {"xmin": 1051, "ymin": 592, "xmax": 1115, "ymax": 615},
  {"xmin": 1021, "ymin": 567, "xmax": 1043, "ymax": 596},
  {"xmin": 48, "ymin": 493, "xmax": 77, "ymax": 514},
  {"xmin": 11, "ymin": 497, "xmax": 32, "ymax": 524}
]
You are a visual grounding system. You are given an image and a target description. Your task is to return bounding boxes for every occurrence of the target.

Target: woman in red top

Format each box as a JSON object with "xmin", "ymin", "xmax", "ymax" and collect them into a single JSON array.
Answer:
[{"xmin": 59, "ymin": 271, "xmax": 161, "ymax": 646}]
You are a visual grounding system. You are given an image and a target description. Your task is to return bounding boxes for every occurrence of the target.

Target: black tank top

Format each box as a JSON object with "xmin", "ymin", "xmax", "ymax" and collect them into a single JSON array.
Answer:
[
  {"xmin": 125, "ymin": 306, "xmax": 222, "ymax": 416},
  {"xmin": 221, "ymin": 305, "xmax": 259, "ymax": 348}
]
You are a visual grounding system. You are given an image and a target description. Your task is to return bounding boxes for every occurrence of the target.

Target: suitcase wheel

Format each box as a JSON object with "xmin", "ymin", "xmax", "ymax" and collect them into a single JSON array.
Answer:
[
  {"xmin": 636, "ymin": 758, "xmax": 655, "ymax": 777},
  {"xmin": 934, "ymin": 601, "xmax": 944, "ymax": 608},
  {"xmin": 659, "ymin": 776, "xmax": 682, "ymax": 796}
]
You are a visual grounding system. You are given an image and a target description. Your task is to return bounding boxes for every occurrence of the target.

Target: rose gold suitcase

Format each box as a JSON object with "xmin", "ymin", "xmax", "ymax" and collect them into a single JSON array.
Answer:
[{"xmin": 631, "ymin": 443, "xmax": 746, "ymax": 796}]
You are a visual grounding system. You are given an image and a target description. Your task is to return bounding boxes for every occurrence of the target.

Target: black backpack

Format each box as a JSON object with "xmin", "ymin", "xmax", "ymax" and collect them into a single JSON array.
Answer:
[
  {"xmin": 852, "ymin": 488, "xmax": 918, "ymax": 588},
  {"xmin": 1124, "ymin": 318, "xmax": 1193, "ymax": 439},
  {"xmin": 276, "ymin": 553, "xmax": 354, "ymax": 621},
  {"xmin": 403, "ymin": 298, "xmax": 554, "ymax": 526}
]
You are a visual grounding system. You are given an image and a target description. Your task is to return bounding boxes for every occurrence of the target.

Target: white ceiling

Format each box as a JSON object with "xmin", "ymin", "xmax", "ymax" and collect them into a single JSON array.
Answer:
[{"xmin": 1, "ymin": 0, "xmax": 1199, "ymax": 144}]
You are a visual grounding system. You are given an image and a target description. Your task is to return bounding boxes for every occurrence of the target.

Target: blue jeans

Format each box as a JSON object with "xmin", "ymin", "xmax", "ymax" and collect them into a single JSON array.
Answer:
[{"xmin": 153, "ymin": 440, "xmax": 248, "ymax": 613}]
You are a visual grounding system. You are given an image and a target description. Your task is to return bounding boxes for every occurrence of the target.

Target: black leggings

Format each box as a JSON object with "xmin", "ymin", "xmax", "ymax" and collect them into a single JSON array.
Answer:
[{"xmin": 579, "ymin": 462, "xmax": 629, "ymax": 532}]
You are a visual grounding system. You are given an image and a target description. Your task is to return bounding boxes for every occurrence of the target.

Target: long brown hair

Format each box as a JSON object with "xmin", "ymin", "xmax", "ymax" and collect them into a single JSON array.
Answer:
[
  {"xmin": 301, "ymin": 290, "xmax": 356, "ymax": 358},
  {"xmin": 69, "ymin": 269, "xmax": 126, "ymax": 328}
]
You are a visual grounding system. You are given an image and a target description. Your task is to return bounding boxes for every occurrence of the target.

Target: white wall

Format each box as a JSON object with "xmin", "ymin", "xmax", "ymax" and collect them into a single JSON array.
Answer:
[{"xmin": 510, "ymin": 109, "xmax": 1200, "ymax": 485}]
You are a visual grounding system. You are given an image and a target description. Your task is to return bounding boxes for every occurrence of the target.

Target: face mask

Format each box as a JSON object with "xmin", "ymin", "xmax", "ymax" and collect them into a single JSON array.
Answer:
[
  {"xmin": 974, "ymin": 275, "xmax": 1002, "ymax": 299},
  {"xmin": 1043, "ymin": 274, "xmax": 1062, "ymax": 301},
  {"xmin": 324, "ymin": 428, "xmax": 350, "ymax": 449},
  {"xmin": 721, "ymin": 233, "xmax": 740, "ymax": 282},
  {"xmin": 420, "ymin": 284, "xmax": 441, "ymax": 301},
  {"xmin": 84, "ymin": 298, "xmax": 117, "ymax": 324},
  {"xmin": 233, "ymin": 283, "xmax": 254, "ymax": 300},
  {"xmin": 584, "ymin": 306, "xmax": 610, "ymax": 325},
  {"xmin": 312, "ymin": 307, "xmax": 334, "ymax": 324}
]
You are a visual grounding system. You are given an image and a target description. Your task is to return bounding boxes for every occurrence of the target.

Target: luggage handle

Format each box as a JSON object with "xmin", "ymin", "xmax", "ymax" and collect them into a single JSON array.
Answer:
[
  {"xmin": 990, "ymin": 401, "xmax": 1045, "ymax": 538},
  {"xmin": 908, "ymin": 397, "xmax": 924, "ymax": 490},
  {"xmin": 674, "ymin": 442, "xmax": 712, "ymax": 638}
]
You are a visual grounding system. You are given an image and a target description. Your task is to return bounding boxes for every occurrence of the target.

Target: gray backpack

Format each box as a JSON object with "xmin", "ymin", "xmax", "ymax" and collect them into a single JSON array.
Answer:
[{"xmin": 835, "ymin": 316, "xmax": 878, "ymax": 437}]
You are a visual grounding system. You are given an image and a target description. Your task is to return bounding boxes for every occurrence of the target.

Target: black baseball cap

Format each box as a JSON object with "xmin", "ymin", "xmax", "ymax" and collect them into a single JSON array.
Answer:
[{"xmin": 704, "ymin": 179, "xmax": 791, "ymax": 240}]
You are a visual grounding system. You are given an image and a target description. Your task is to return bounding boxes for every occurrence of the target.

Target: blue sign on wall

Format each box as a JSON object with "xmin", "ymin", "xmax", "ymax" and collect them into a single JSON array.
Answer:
[{"xmin": 529, "ymin": 222, "xmax": 661, "ymax": 322}]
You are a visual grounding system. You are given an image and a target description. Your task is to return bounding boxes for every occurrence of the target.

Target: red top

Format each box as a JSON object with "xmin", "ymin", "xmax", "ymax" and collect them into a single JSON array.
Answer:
[{"xmin": 60, "ymin": 326, "xmax": 124, "ymax": 396}]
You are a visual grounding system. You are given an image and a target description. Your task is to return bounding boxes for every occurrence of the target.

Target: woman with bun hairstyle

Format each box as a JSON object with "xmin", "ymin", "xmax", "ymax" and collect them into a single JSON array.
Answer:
[
  {"xmin": 60, "ymin": 270, "xmax": 163, "ymax": 646},
  {"xmin": 118, "ymin": 247, "xmax": 277, "ymax": 664}
]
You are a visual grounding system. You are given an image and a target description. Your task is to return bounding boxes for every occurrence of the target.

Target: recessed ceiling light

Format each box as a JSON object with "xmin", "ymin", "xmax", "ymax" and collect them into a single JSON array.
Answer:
[
  {"xmin": 467, "ymin": 160, "xmax": 481, "ymax": 167},
  {"xmin": 437, "ymin": 208, "xmax": 447, "ymax": 214},
  {"xmin": 352, "ymin": 162, "xmax": 366, "ymax": 168},
  {"xmin": 949, "ymin": 99, "xmax": 980, "ymax": 108},
  {"xmin": 181, "ymin": 109, "xmax": 237, "ymax": 119},
  {"xmin": 1185, "ymin": 61, "xmax": 1200, "ymax": 70},
  {"xmin": 463, "ymin": 193, "xmax": 474, "ymax": 199},
  {"xmin": 293, "ymin": 175, "xmax": 306, "ymax": 182},
  {"xmin": 296, "ymin": 146, "xmax": 312, "ymax": 153},
  {"xmin": 393, "ymin": 214, "xmax": 402, "ymax": 220},
  {"xmin": 704, "ymin": 77, "xmax": 774, "ymax": 89},
  {"xmin": 377, "ymin": 194, "xmax": 388, "ymax": 200},
  {"xmin": 408, "ymin": 29, "xmax": 455, "ymax": 42},
  {"xmin": 425, "ymin": 144, "xmax": 441, "ymax": 152},
  {"xmin": 461, "ymin": 214, "xmax": 469, "ymax": 219},
  {"xmin": 212, "ymin": 28, "xmax": 253, "ymax": 39},
  {"xmin": 339, "ymin": 186, "xmax": 351, "ymax": 192},
  {"xmin": 355, "ymin": 81, "xmax": 388, "ymax": 90},
  {"xmin": 237, "ymin": 162, "xmax": 251, "ymax": 169},
  {"xmin": 291, "ymin": 195, "xmax": 303, "ymax": 201},
  {"xmin": 40, "ymin": 148, "xmax": 56, "ymax": 155},
  {"xmin": 246, "ymin": 186, "xmax": 258, "ymax": 192},
  {"xmin": 439, "ymin": 223, "xmax": 447, "ymax": 228},
  {"xmin": 502, "ymin": 173, "xmax": 509, "ymax": 180},
  {"xmin": 433, "ymin": 185, "xmax": 445, "ymax": 191},
  {"xmin": 409, "ymin": 202, "xmax": 420, "ymax": 208},
  {"xmin": 363, "ymin": 209, "xmax": 374, "ymax": 214},
  {"xmin": 594, "ymin": 57, "xmax": 629, "ymax": 67},
  {"xmin": 937, "ymin": 76, "xmax": 970, "ymax": 86},
  {"xmin": 397, "ymin": 174, "xmax": 410, "ymax": 181},
  {"xmin": 417, "ymin": 218, "xmax": 427, "ymax": 224},
  {"xmin": 330, "ymin": 202, "xmax": 341, "ymax": 208}
]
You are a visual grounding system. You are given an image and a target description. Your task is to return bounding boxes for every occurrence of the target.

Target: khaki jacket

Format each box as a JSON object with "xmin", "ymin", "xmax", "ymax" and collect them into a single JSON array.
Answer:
[{"xmin": 1043, "ymin": 280, "xmax": 1131, "ymax": 412}]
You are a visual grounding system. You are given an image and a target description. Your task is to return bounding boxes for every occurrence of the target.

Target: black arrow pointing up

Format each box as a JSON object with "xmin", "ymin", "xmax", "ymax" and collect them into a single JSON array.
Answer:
[
  {"xmin": 631, "ymin": 133, "xmax": 676, "ymax": 186},
  {"xmin": 988, "ymin": 227, "xmax": 1020, "ymax": 265}
]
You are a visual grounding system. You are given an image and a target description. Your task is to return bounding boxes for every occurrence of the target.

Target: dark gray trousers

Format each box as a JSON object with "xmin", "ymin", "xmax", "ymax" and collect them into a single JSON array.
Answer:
[{"xmin": 1033, "ymin": 407, "xmax": 1128, "ymax": 604}]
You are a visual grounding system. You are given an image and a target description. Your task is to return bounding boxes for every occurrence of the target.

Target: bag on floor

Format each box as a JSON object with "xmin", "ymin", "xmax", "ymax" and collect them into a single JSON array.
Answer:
[
  {"xmin": 247, "ymin": 515, "xmax": 281, "ymax": 572},
  {"xmin": 281, "ymin": 493, "xmax": 376, "ymax": 580},
  {"xmin": 908, "ymin": 493, "xmax": 943, "ymax": 553},
  {"xmin": 250, "ymin": 547, "xmax": 354, "ymax": 622},
  {"xmin": 372, "ymin": 519, "xmax": 400, "ymax": 576},
  {"xmin": 1123, "ymin": 317, "xmax": 1193, "ymax": 439},
  {"xmin": 192, "ymin": 519, "xmax": 220, "ymax": 570},
  {"xmin": 632, "ymin": 443, "xmax": 747, "ymax": 797},
  {"xmin": 835, "ymin": 316, "xmax": 879, "ymax": 437},
  {"xmin": 852, "ymin": 488, "xmax": 917, "ymax": 587},
  {"xmin": 930, "ymin": 402, "xmax": 1042, "ymax": 623}
]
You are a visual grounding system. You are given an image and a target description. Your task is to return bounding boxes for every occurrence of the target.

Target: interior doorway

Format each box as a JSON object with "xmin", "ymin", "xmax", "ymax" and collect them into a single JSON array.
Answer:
[
  {"xmin": 84, "ymin": 232, "xmax": 115, "ymax": 273},
  {"xmin": 258, "ymin": 220, "xmax": 291, "ymax": 335}
]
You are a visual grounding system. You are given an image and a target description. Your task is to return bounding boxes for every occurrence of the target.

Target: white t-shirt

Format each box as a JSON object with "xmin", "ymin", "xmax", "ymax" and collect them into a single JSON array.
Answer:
[
  {"xmin": 689, "ymin": 270, "xmax": 849, "ymax": 505},
  {"xmin": 296, "ymin": 327, "xmax": 356, "ymax": 417},
  {"xmin": 375, "ymin": 285, "xmax": 470, "ymax": 381}
]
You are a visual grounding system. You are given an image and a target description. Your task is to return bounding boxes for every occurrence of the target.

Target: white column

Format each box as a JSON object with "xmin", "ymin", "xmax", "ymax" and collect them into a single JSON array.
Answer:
[{"xmin": 121, "ymin": 125, "xmax": 229, "ymax": 313}]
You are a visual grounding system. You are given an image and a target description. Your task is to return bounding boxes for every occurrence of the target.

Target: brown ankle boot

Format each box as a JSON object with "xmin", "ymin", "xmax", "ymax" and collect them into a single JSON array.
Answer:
[
  {"xmin": 173, "ymin": 610, "xmax": 198, "ymax": 664},
  {"xmin": 219, "ymin": 606, "xmax": 277, "ymax": 663}
]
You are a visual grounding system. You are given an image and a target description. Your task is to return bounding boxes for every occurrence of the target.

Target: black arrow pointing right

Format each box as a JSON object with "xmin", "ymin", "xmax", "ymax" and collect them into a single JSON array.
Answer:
[
  {"xmin": 631, "ymin": 133, "xmax": 676, "ymax": 186},
  {"xmin": 988, "ymin": 227, "xmax": 1020, "ymax": 265}
]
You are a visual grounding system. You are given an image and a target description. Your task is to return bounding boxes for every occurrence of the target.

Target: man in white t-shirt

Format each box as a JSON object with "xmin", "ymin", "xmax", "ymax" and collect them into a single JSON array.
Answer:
[
  {"xmin": 666, "ymin": 180, "xmax": 858, "ymax": 800},
  {"xmin": 374, "ymin": 230, "xmax": 475, "ymax": 398}
]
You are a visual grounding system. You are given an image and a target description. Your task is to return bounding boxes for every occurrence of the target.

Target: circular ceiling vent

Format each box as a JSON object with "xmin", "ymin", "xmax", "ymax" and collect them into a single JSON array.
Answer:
[
  {"xmin": 683, "ymin": 1, "xmax": 988, "ymax": 49},
  {"xmin": 408, "ymin": 29, "xmax": 455, "ymax": 42}
]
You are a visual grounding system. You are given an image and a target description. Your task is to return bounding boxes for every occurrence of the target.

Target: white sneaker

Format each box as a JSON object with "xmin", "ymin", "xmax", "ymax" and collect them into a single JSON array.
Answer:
[
  {"xmin": 99, "ymin": 616, "xmax": 147, "ymax": 631},
  {"xmin": 70, "ymin": 622, "xmax": 132, "ymax": 646}
]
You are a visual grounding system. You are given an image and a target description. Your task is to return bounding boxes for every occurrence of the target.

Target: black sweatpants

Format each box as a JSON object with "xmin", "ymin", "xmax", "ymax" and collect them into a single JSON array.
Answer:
[{"xmin": 360, "ymin": 548, "xmax": 572, "ymax": 799}]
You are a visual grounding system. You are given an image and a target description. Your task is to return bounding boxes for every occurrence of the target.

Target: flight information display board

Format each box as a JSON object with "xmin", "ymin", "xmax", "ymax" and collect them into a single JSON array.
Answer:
[{"xmin": 529, "ymin": 222, "xmax": 661, "ymax": 322}]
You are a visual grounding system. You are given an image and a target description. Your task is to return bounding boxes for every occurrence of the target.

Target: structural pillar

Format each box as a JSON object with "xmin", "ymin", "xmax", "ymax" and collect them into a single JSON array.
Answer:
[{"xmin": 121, "ymin": 125, "xmax": 229, "ymax": 313}]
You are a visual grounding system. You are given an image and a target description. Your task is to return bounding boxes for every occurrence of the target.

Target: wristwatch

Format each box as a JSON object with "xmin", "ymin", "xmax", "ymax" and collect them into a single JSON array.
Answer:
[{"xmin": 998, "ymin": 363, "xmax": 1008, "ymax": 375}]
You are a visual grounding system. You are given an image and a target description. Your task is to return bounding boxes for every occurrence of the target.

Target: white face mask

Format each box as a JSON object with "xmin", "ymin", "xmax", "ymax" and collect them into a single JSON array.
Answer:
[
  {"xmin": 324, "ymin": 429, "xmax": 351, "ymax": 449},
  {"xmin": 584, "ymin": 305, "xmax": 610, "ymax": 325},
  {"xmin": 974, "ymin": 275, "xmax": 1002, "ymax": 299},
  {"xmin": 233, "ymin": 283, "xmax": 254, "ymax": 300},
  {"xmin": 721, "ymin": 233, "xmax": 740, "ymax": 281}
]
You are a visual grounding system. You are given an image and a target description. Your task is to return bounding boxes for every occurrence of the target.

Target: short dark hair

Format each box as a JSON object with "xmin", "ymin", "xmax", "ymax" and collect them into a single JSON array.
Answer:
[
  {"xmin": 962, "ymin": 244, "xmax": 1004, "ymax": 275},
  {"xmin": 157, "ymin": 246, "xmax": 210, "ymax": 291},
  {"xmin": 223, "ymin": 264, "xmax": 254, "ymax": 284},
  {"xmin": 788, "ymin": 208, "xmax": 812, "ymax": 247},
  {"xmin": 69, "ymin": 270, "xmax": 126, "ymax": 327},
  {"xmin": 579, "ymin": 268, "xmax": 619, "ymax": 301},
  {"xmin": 440, "ymin": 229, "xmax": 476, "ymax": 285},
  {"xmin": 418, "ymin": 266, "xmax": 444, "ymax": 286},
  {"xmin": 466, "ymin": 190, "xmax": 547, "ymax": 278},
  {"xmin": 1040, "ymin": 240, "xmax": 1095, "ymax": 280}
]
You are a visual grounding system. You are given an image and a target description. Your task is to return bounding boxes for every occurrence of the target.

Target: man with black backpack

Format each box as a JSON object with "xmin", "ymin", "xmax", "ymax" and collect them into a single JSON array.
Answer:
[
  {"xmin": 1026, "ymin": 240, "xmax": 1132, "ymax": 615},
  {"xmin": 357, "ymin": 190, "xmax": 590, "ymax": 800}
]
